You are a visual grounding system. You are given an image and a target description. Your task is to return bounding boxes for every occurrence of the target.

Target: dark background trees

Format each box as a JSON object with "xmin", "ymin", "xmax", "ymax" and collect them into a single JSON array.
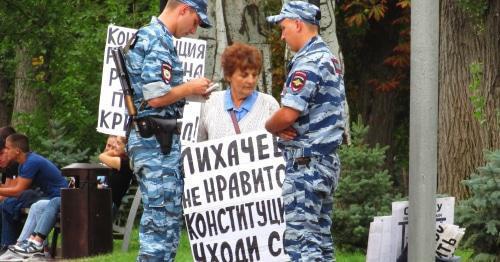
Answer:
[
  {"xmin": 0, "ymin": 1, "xmax": 156, "ymax": 160},
  {"xmin": 335, "ymin": 0, "xmax": 411, "ymax": 193}
]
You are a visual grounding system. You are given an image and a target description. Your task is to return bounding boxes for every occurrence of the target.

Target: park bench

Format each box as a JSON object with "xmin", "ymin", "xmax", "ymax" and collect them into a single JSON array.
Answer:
[{"xmin": 111, "ymin": 183, "xmax": 142, "ymax": 252}]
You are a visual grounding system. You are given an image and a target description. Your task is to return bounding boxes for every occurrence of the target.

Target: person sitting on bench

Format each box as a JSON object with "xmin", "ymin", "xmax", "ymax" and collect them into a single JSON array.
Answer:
[
  {"xmin": 99, "ymin": 136, "xmax": 134, "ymax": 218},
  {"xmin": 0, "ymin": 134, "xmax": 68, "ymax": 250}
]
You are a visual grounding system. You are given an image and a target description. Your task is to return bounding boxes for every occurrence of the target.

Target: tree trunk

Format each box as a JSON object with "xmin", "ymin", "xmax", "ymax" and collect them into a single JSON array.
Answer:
[
  {"xmin": 12, "ymin": 46, "xmax": 39, "ymax": 126},
  {"xmin": 318, "ymin": 0, "xmax": 340, "ymax": 58},
  {"xmin": 438, "ymin": 0, "xmax": 500, "ymax": 199},
  {"xmin": 353, "ymin": 9, "xmax": 405, "ymax": 152},
  {"xmin": 200, "ymin": 0, "xmax": 273, "ymax": 94},
  {"xmin": 317, "ymin": 0, "xmax": 351, "ymax": 144},
  {"xmin": 0, "ymin": 74, "xmax": 11, "ymax": 127},
  {"xmin": 365, "ymin": 90, "xmax": 397, "ymax": 147},
  {"xmin": 198, "ymin": 0, "xmax": 227, "ymax": 85}
]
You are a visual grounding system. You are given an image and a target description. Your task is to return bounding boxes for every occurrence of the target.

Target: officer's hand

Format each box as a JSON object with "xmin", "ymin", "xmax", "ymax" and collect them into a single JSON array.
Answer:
[
  {"xmin": 188, "ymin": 78, "xmax": 211, "ymax": 96},
  {"xmin": 277, "ymin": 127, "xmax": 297, "ymax": 141}
]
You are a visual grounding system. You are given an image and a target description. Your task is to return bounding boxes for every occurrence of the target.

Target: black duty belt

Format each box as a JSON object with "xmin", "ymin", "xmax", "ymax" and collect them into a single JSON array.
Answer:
[{"xmin": 294, "ymin": 157, "xmax": 311, "ymax": 166}]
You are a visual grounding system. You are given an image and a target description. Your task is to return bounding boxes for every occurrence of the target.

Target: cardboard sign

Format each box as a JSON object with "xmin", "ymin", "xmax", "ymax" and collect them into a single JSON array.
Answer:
[
  {"xmin": 390, "ymin": 197, "xmax": 455, "ymax": 261},
  {"xmin": 182, "ymin": 131, "xmax": 288, "ymax": 261},
  {"xmin": 435, "ymin": 224, "xmax": 465, "ymax": 258},
  {"xmin": 366, "ymin": 216, "xmax": 392, "ymax": 262},
  {"xmin": 96, "ymin": 25, "xmax": 136, "ymax": 136},
  {"xmin": 366, "ymin": 197, "xmax": 456, "ymax": 261},
  {"xmin": 96, "ymin": 24, "xmax": 206, "ymax": 141}
]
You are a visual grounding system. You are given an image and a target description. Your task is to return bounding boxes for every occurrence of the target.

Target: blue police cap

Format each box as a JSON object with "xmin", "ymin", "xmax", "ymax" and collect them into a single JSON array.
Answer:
[
  {"xmin": 179, "ymin": 0, "xmax": 212, "ymax": 28},
  {"xmin": 266, "ymin": 1, "xmax": 321, "ymax": 26}
]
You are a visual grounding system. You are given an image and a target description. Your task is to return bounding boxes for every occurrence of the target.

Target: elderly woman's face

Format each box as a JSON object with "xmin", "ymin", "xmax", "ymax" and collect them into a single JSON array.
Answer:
[{"xmin": 227, "ymin": 68, "xmax": 259, "ymax": 99}]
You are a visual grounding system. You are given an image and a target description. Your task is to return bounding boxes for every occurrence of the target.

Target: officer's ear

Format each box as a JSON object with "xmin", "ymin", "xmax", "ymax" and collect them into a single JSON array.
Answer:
[
  {"xmin": 178, "ymin": 4, "xmax": 190, "ymax": 16},
  {"xmin": 294, "ymin": 19, "xmax": 304, "ymax": 32}
]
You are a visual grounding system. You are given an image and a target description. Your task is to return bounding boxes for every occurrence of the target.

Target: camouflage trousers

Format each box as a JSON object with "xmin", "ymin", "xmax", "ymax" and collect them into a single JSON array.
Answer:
[
  {"xmin": 128, "ymin": 131, "xmax": 183, "ymax": 262},
  {"xmin": 282, "ymin": 152, "xmax": 340, "ymax": 262}
]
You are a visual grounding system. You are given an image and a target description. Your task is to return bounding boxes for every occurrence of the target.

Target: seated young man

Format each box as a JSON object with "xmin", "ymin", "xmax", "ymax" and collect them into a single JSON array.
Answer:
[
  {"xmin": 0, "ymin": 126, "xmax": 18, "ymax": 192},
  {"xmin": 0, "ymin": 127, "xmax": 18, "ymax": 254},
  {"xmin": 0, "ymin": 134, "xmax": 68, "ymax": 247}
]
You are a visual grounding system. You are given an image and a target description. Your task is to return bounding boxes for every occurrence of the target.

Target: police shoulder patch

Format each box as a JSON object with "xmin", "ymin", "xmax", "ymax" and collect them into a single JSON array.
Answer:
[
  {"xmin": 161, "ymin": 63, "xmax": 172, "ymax": 84},
  {"xmin": 331, "ymin": 57, "xmax": 342, "ymax": 75},
  {"xmin": 290, "ymin": 71, "xmax": 307, "ymax": 93}
]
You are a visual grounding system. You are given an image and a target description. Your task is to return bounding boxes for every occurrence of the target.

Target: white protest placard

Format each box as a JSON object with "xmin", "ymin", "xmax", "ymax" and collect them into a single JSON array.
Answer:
[
  {"xmin": 96, "ymin": 24, "xmax": 206, "ymax": 141},
  {"xmin": 435, "ymin": 224, "xmax": 465, "ymax": 258},
  {"xmin": 179, "ymin": 101, "xmax": 201, "ymax": 145},
  {"xmin": 366, "ymin": 216, "xmax": 393, "ymax": 262},
  {"xmin": 390, "ymin": 197, "xmax": 455, "ymax": 261},
  {"xmin": 182, "ymin": 131, "xmax": 287, "ymax": 261},
  {"xmin": 97, "ymin": 25, "xmax": 136, "ymax": 136},
  {"xmin": 174, "ymin": 36, "xmax": 207, "ymax": 82}
]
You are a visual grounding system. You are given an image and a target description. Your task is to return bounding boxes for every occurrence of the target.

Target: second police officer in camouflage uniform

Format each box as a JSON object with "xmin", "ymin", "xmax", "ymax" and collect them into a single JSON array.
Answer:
[
  {"xmin": 265, "ymin": 1, "xmax": 346, "ymax": 261},
  {"xmin": 125, "ymin": 0, "xmax": 212, "ymax": 261}
]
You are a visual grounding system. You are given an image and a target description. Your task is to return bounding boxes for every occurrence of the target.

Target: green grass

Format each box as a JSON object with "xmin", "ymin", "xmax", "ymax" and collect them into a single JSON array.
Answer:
[
  {"xmin": 70, "ymin": 229, "xmax": 473, "ymax": 262},
  {"xmin": 70, "ymin": 228, "xmax": 368, "ymax": 262},
  {"xmin": 454, "ymin": 249, "xmax": 473, "ymax": 261},
  {"xmin": 335, "ymin": 251, "xmax": 365, "ymax": 262},
  {"xmin": 71, "ymin": 228, "xmax": 194, "ymax": 261}
]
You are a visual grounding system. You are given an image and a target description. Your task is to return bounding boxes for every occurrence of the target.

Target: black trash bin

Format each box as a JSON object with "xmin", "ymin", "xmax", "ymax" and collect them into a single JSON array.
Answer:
[{"xmin": 60, "ymin": 163, "xmax": 113, "ymax": 259}]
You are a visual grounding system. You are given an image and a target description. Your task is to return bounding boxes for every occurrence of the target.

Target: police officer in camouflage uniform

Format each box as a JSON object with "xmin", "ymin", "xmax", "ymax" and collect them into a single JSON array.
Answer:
[
  {"xmin": 265, "ymin": 1, "xmax": 346, "ymax": 261},
  {"xmin": 125, "ymin": 0, "xmax": 212, "ymax": 261}
]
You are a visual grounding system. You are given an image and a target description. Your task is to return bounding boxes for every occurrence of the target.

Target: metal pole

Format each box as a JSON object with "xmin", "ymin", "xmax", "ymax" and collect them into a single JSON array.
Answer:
[{"xmin": 409, "ymin": 0, "xmax": 439, "ymax": 261}]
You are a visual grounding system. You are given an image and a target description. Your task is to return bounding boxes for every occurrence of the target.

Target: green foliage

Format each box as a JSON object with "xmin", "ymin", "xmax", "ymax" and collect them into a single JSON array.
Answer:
[
  {"xmin": 88, "ymin": 147, "xmax": 103, "ymax": 164},
  {"xmin": 35, "ymin": 119, "xmax": 90, "ymax": 168},
  {"xmin": 456, "ymin": 150, "xmax": 500, "ymax": 261},
  {"xmin": 332, "ymin": 116, "xmax": 396, "ymax": 251},
  {"xmin": 0, "ymin": 1, "xmax": 157, "ymax": 158},
  {"xmin": 468, "ymin": 62, "xmax": 487, "ymax": 125},
  {"xmin": 262, "ymin": 0, "xmax": 286, "ymax": 101},
  {"xmin": 457, "ymin": 0, "xmax": 489, "ymax": 32}
]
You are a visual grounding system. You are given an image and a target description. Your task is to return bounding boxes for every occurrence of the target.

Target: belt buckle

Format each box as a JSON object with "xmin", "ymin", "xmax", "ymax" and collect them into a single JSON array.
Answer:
[{"xmin": 295, "ymin": 157, "xmax": 311, "ymax": 166}]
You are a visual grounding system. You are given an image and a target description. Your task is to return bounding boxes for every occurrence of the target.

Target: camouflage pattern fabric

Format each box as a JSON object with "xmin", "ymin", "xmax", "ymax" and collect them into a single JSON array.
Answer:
[
  {"xmin": 126, "ymin": 16, "xmax": 185, "ymax": 120},
  {"xmin": 177, "ymin": 0, "xmax": 212, "ymax": 28},
  {"xmin": 282, "ymin": 153, "xmax": 340, "ymax": 261},
  {"xmin": 128, "ymin": 133, "xmax": 183, "ymax": 262},
  {"xmin": 125, "ymin": 16, "xmax": 184, "ymax": 261},
  {"xmin": 266, "ymin": 0, "xmax": 321, "ymax": 26},
  {"xmin": 278, "ymin": 33, "xmax": 346, "ymax": 261},
  {"xmin": 279, "ymin": 35, "xmax": 345, "ymax": 157}
]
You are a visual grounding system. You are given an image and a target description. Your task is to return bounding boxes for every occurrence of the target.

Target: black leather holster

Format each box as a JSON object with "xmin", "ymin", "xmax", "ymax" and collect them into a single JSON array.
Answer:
[{"xmin": 136, "ymin": 117, "xmax": 180, "ymax": 155}]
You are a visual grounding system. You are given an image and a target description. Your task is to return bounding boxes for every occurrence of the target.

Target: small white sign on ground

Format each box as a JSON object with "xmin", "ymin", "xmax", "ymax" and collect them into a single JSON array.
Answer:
[{"xmin": 366, "ymin": 197, "xmax": 455, "ymax": 261}]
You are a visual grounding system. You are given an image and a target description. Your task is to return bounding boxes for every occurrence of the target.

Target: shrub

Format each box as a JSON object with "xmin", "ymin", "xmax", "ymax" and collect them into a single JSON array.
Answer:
[
  {"xmin": 36, "ymin": 119, "xmax": 90, "ymax": 168},
  {"xmin": 332, "ymin": 116, "xmax": 396, "ymax": 251},
  {"xmin": 456, "ymin": 150, "xmax": 500, "ymax": 261}
]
